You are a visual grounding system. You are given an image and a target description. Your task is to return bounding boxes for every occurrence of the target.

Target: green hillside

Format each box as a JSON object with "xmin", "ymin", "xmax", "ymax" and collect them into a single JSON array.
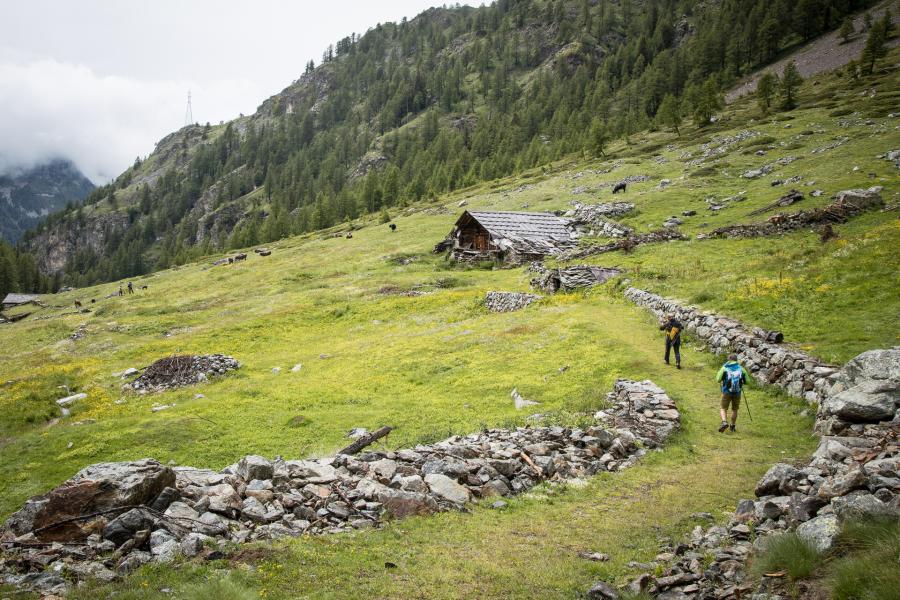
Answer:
[
  {"xmin": 1, "ymin": 53, "xmax": 898, "ymax": 598},
  {"xmin": 16, "ymin": 0, "xmax": 887, "ymax": 288}
]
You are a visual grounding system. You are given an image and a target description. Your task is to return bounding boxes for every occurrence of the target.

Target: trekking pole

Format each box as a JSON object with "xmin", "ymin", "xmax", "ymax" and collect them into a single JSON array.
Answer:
[{"xmin": 742, "ymin": 389, "xmax": 753, "ymax": 422}]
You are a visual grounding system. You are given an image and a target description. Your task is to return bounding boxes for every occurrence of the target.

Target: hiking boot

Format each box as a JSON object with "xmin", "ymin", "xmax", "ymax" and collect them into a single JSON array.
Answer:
[
  {"xmin": 718, "ymin": 421, "xmax": 728, "ymax": 433},
  {"xmin": 729, "ymin": 424, "xmax": 736, "ymax": 432},
  {"xmin": 676, "ymin": 364, "xmax": 681, "ymax": 370}
]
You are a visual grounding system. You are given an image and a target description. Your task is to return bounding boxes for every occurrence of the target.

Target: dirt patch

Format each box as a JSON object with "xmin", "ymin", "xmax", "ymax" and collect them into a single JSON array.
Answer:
[{"xmin": 224, "ymin": 546, "xmax": 282, "ymax": 567}]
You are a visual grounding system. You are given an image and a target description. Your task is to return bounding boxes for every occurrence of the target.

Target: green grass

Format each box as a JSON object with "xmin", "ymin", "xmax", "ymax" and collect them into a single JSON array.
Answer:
[
  {"xmin": 1, "ymin": 50, "xmax": 898, "ymax": 600},
  {"xmin": 829, "ymin": 518, "xmax": 900, "ymax": 600},
  {"xmin": 750, "ymin": 532, "xmax": 822, "ymax": 581},
  {"xmin": 747, "ymin": 518, "xmax": 900, "ymax": 600}
]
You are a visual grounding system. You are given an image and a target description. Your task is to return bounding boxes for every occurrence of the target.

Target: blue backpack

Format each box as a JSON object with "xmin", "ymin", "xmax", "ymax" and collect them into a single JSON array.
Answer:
[{"xmin": 723, "ymin": 363, "xmax": 744, "ymax": 394}]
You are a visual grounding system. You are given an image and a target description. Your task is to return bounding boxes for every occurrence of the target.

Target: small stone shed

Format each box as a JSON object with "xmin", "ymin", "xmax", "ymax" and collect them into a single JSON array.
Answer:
[
  {"xmin": 1, "ymin": 293, "xmax": 40, "ymax": 310},
  {"xmin": 438, "ymin": 211, "xmax": 577, "ymax": 264}
]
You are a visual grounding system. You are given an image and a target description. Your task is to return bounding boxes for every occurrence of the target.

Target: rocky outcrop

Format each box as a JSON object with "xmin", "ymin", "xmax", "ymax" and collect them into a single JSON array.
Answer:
[
  {"xmin": 26, "ymin": 211, "xmax": 130, "ymax": 274},
  {"xmin": 484, "ymin": 291, "xmax": 542, "ymax": 313},
  {"xmin": 1, "ymin": 380, "xmax": 679, "ymax": 594},
  {"xmin": 587, "ymin": 349, "xmax": 899, "ymax": 599},
  {"xmin": 563, "ymin": 202, "xmax": 635, "ymax": 238},
  {"xmin": 624, "ymin": 287, "xmax": 837, "ymax": 404}
]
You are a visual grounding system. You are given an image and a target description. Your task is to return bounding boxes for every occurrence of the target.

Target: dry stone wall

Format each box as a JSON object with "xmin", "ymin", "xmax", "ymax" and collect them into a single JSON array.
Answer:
[
  {"xmin": 587, "ymin": 348, "xmax": 899, "ymax": 600},
  {"xmin": 1, "ymin": 380, "xmax": 679, "ymax": 595},
  {"xmin": 624, "ymin": 287, "xmax": 838, "ymax": 405}
]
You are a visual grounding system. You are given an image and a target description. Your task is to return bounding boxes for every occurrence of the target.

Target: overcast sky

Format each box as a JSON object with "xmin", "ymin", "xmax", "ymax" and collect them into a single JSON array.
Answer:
[{"xmin": 0, "ymin": 0, "xmax": 460, "ymax": 183}]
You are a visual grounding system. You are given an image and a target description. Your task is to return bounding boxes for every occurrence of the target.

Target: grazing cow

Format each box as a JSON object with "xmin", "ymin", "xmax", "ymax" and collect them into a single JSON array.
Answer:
[
  {"xmin": 346, "ymin": 232, "xmax": 353, "ymax": 239},
  {"xmin": 612, "ymin": 182, "xmax": 627, "ymax": 194},
  {"xmin": 141, "ymin": 285, "xmax": 149, "ymax": 290},
  {"xmin": 234, "ymin": 253, "xmax": 247, "ymax": 261},
  {"xmin": 74, "ymin": 300, "xmax": 82, "ymax": 309},
  {"xmin": 389, "ymin": 223, "xmax": 397, "ymax": 232}
]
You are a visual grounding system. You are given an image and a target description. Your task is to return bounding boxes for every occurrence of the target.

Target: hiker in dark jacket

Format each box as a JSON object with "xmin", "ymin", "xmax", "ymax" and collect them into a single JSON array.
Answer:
[
  {"xmin": 716, "ymin": 353, "xmax": 750, "ymax": 432},
  {"xmin": 659, "ymin": 314, "xmax": 682, "ymax": 369}
]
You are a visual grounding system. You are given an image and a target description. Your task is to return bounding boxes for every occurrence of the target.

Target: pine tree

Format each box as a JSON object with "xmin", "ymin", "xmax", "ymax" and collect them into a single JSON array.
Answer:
[
  {"xmin": 860, "ymin": 20, "xmax": 887, "ymax": 75},
  {"xmin": 588, "ymin": 118, "xmax": 607, "ymax": 156},
  {"xmin": 779, "ymin": 61, "xmax": 803, "ymax": 110},
  {"xmin": 656, "ymin": 94, "xmax": 681, "ymax": 135},
  {"xmin": 756, "ymin": 72, "xmax": 778, "ymax": 113},
  {"xmin": 839, "ymin": 17, "xmax": 855, "ymax": 43}
]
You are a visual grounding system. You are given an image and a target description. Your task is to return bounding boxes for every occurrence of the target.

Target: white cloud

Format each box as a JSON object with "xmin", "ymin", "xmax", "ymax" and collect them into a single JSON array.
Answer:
[{"xmin": 0, "ymin": 58, "xmax": 263, "ymax": 183}]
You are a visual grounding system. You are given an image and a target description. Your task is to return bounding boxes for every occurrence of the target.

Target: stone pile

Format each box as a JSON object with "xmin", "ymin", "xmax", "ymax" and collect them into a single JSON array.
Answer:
[
  {"xmin": 530, "ymin": 264, "xmax": 622, "ymax": 293},
  {"xmin": 484, "ymin": 291, "xmax": 542, "ymax": 313},
  {"xmin": 624, "ymin": 287, "xmax": 837, "ymax": 404},
  {"xmin": 561, "ymin": 229, "xmax": 685, "ymax": 260},
  {"xmin": 563, "ymin": 202, "xmax": 635, "ymax": 238},
  {"xmin": 697, "ymin": 187, "xmax": 883, "ymax": 240},
  {"xmin": 588, "ymin": 348, "xmax": 899, "ymax": 600},
  {"xmin": 566, "ymin": 201, "xmax": 635, "ymax": 220},
  {"xmin": 130, "ymin": 354, "xmax": 240, "ymax": 392},
  {"xmin": 1, "ymin": 380, "xmax": 679, "ymax": 595}
]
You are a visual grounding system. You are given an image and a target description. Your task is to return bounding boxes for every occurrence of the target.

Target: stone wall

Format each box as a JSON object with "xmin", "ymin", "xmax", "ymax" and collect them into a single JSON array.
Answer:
[
  {"xmin": 1, "ymin": 380, "xmax": 680, "ymax": 595},
  {"xmin": 484, "ymin": 291, "xmax": 542, "ymax": 313},
  {"xmin": 588, "ymin": 348, "xmax": 899, "ymax": 599},
  {"xmin": 624, "ymin": 287, "xmax": 838, "ymax": 405}
]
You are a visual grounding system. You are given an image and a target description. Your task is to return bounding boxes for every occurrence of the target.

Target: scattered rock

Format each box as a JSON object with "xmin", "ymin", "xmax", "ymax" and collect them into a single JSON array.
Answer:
[{"xmin": 485, "ymin": 291, "xmax": 542, "ymax": 313}]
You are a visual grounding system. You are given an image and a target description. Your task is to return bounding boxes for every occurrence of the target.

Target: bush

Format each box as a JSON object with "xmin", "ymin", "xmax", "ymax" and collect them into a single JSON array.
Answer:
[{"xmin": 750, "ymin": 532, "xmax": 821, "ymax": 581}]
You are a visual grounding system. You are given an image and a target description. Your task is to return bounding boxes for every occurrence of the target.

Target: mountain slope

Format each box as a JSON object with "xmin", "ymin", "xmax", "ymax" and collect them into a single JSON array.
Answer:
[
  {"xmin": 1, "ymin": 56, "xmax": 897, "ymax": 597},
  {"xmin": 0, "ymin": 159, "xmax": 94, "ymax": 243},
  {"xmin": 21, "ymin": 0, "xmax": 882, "ymax": 286}
]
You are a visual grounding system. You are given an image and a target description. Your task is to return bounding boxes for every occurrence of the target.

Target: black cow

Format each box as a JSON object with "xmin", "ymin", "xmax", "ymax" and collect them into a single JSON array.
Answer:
[{"xmin": 612, "ymin": 182, "xmax": 627, "ymax": 194}]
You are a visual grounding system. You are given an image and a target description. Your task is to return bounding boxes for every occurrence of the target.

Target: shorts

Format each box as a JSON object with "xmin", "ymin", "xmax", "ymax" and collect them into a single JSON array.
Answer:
[{"xmin": 721, "ymin": 393, "xmax": 741, "ymax": 410}]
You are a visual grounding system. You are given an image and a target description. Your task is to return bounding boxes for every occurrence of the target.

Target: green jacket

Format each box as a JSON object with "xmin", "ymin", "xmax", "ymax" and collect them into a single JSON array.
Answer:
[{"xmin": 716, "ymin": 361, "xmax": 750, "ymax": 392}]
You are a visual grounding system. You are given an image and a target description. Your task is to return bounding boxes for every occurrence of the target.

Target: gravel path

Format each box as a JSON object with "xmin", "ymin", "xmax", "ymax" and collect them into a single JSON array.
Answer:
[{"xmin": 726, "ymin": 0, "xmax": 900, "ymax": 103}]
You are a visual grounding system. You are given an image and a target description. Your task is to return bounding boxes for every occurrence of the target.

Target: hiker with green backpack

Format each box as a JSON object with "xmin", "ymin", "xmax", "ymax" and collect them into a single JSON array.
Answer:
[{"xmin": 716, "ymin": 353, "xmax": 750, "ymax": 432}]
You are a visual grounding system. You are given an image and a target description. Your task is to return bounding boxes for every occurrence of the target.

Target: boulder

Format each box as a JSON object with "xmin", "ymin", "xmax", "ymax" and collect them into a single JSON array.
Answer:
[
  {"xmin": 236, "ymin": 455, "xmax": 273, "ymax": 481},
  {"xmin": 818, "ymin": 468, "xmax": 867, "ymax": 501},
  {"xmin": 820, "ymin": 380, "xmax": 897, "ymax": 422},
  {"xmin": 285, "ymin": 460, "xmax": 338, "ymax": 483},
  {"xmin": 103, "ymin": 508, "xmax": 156, "ymax": 546},
  {"xmin": 424, "ymin": 474, "xmax": 471, "ymax": 505},
  {"xmin": 587, "ymin": 581, "xmax": 620, "ymax": 599},
  {"xmin": 796, "ymin": 514, "xmax": 839, "ymax": 552},
  {"xmin": 754, "ymin": 463, "xmax": 799, "ymax": 497},
  {"xmin": 204, "ymin": 483, "xmax": 242, "ymax": 516},
  {"xmin": 832, "ymin": 491, "xmax": 898, "ymax": 521},
  {"xmin": 2, "ymin": 459, "xmax": 174, "ymax": 541}
]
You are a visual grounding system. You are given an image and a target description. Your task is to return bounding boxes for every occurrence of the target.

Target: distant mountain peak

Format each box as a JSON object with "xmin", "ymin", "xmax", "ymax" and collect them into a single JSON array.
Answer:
[{"xmin": 0, "ymin": 159, "xmax": 94, "ymax": 243}]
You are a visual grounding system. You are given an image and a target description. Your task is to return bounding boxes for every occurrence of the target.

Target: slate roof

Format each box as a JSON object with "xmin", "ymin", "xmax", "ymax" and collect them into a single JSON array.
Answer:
[
  {"xmin": 2, "ymin": 293, "xmax": 39, "ymax": 305},
  {"xmin": 465, "ymin": 211, "xmax": 573, "ymax": 241},
  {"xmin": 449, "ymin": 210, "xmax": 577, "ymax": 257}
]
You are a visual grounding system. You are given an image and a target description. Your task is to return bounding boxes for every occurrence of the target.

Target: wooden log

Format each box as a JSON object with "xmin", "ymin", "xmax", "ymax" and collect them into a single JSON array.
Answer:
[{"xmin": 337, "ymin": 426, "xmax": 394, "ymax": 455}]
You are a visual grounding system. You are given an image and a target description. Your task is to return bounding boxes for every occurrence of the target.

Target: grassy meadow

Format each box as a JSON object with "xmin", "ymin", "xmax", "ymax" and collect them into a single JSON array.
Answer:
[{"xmin": 1, "ymin": 55, "xmax": 898, "ymax": 598}]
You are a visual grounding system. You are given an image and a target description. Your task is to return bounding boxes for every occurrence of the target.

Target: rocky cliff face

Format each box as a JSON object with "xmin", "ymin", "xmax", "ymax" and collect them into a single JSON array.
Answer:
[
  {"xmin": 0, "ymin": 160, "xmax": 94, "ymax": 243},
  {"xmin": 30, "ymin": 211, "xmax": 129, "ymax": 274}
]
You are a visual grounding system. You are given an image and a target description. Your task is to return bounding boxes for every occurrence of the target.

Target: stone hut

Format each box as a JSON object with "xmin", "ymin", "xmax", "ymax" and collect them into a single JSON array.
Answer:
[
  {"xmin": 438, "ymin": 211, "xmax": 577, "ymax": 264},
  {"xmin": 1, "ymin": 293, "xmax": 40, "ymax": 310}
]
